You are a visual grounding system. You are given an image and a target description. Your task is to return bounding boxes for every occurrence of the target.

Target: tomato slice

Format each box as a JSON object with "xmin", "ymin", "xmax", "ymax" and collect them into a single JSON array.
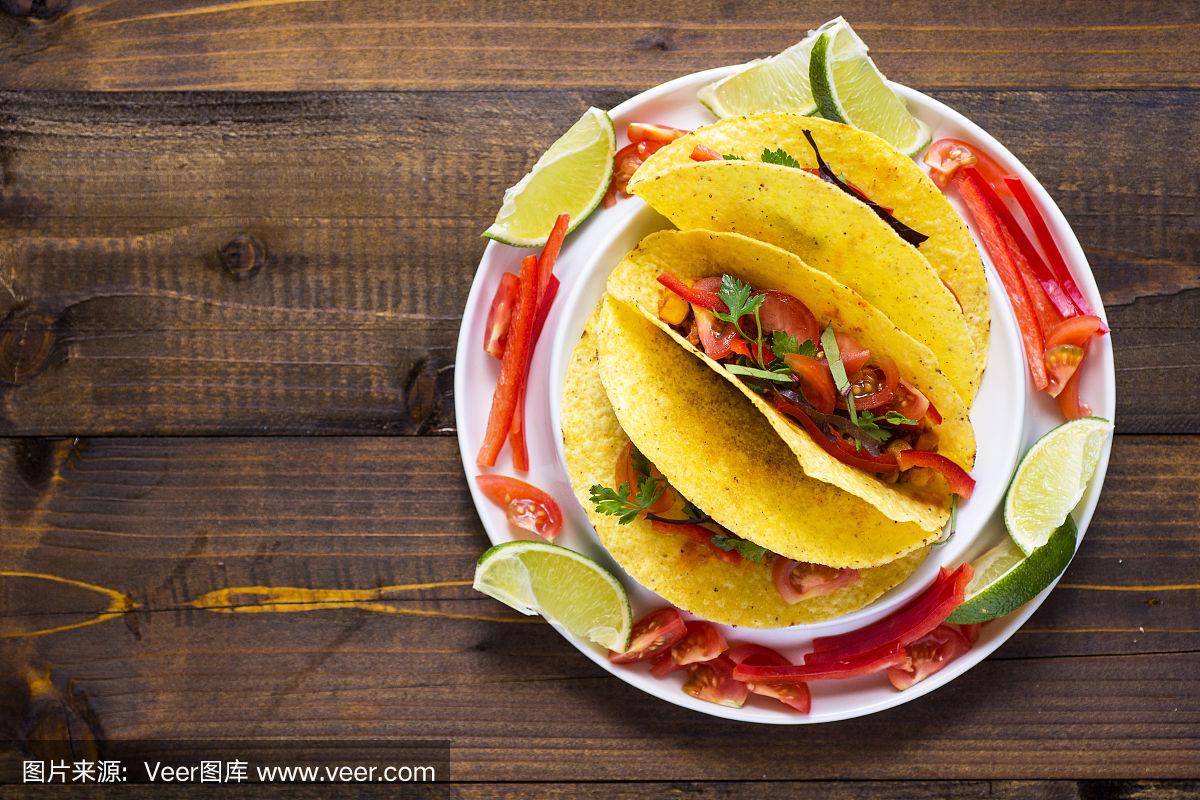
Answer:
[
  {"xmin": 604, "ymin": 142, "xmax": 645, "ymax": 207},
  {"xmin": 726, "ymin": 644, "xmax": 811, "ymax": 713},
  {"xmin": 772, "ymin": 558, "xmax": 860, "ymax": 605},
  {"xmin": 783, "ymin": 353, "xmax": 837, "ymax": 414},
  {"xmin": 896, "ymin": 450, "xmax": 976, "ymax": 499},
  {"xmin": 774, "ymin": 396, "xmax": 899, "ymax": 474},
  {"xmin": 887, "ymin": 624, "xmax": 971, "ymax": 690},
  {"xmin": 483, "ymin": 272, "xmax": 519, "ymax": 360},
  {"xmin": 957, "ymin": 623, "xmax": 982, "ymax": 645},
  {"xmin": 695, "ymin": 307, "xmax": 739, "ymax": 359},
  {"xmin": 840, "ymin": 356, "xmax": 899, "ymax": 412},
  {"xmin": 650, "ymin": 520, "xmax": 742, "ymax": 564},
  {"xmin": 889, "ymin": 379, "xmax": 930, "ymax": 426},
  {"xmin": 690, "ymin": 143, "xmax": 724, "ymax": 162},
  {"xmin": 924, "ymin": 138, "xmax": 1012, "ymax": 192},
  {"xmin": 474, "ymin": 474, "xmax": 564, "ymax": 541},
  {"xmin": 657, "ymin": 272, "xmax": 726, "ymax": 312},
  {"xmin": 808, "ymin": 565, "xmax": 972, "ymax": 663},
  {"xmin": 682, "ymin": 655, "xmax": 748, "ymax": 708},
  {"xmin": 1044, "ymin": 315, "xmax": 1103, "ymax": 398},
  {"xmin": 671, "ymin": 620, "xmax": 728, "ymax": 666},
  {"xmin": 1056, "ymin": 343, "xmax": 1094, "ymax": 420},
  {"xmin": 615, "ymin": 440, "xmax": 673, "ymax": 515},
  {"xmin": 609, "ymin": 607, "xmax": 687, "ymax": 664},
  {"xmin": 1046, "ymin": 314, "xmax": 1105, "ymax": 350},
  {"xmin": 832, "ymin": 331, "xmax": 870, "ymax": 375},
  {"xmin": 757, "ymin": 289, "xmax": 820, "ymax": 346},
  {"xmin": 629, "ymin": 122, "xmax": 690, "ymax": 145},
  {"xmin": 1044, "ymin": 344, "xmax": 1084, "ymax": 399},
  {"xmin": 734, "ymin": 642, "xmax": 909, "ymax": 683}
]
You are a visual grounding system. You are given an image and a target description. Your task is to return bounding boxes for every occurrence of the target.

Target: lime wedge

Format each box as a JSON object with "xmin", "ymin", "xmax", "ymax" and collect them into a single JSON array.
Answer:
[
  {"xmin": 697, "ymin": 19, "xmax": 845, "ymax": 118},
  {"xmin": 809, "ymin": 20, "xmax": 931, "ymax": 157},
  {"xmin": 483, "ymin": 107, "xmax": 615, "ymax": 247},
  {"xmin": 1004, "ymin": 417, "xmax": 1113, "ymax": 555},
  {"xmin": 948, "ymin": 518, "xmax": 1077, "ymax": 624},
  {"xmin": 473, "ymin": 540, "xmax": 631, "ymax": 651}
]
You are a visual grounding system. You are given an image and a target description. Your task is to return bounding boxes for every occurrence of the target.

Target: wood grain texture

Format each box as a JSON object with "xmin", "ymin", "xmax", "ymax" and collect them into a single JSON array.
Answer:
[
  {"xmin": 2, "ymin": 436, "xmax": 1198, "ymax": 780},
  {"xmin": 0, "ymin": 0, "xmax": 1197, "ymax": 91},
  {"xmin": 0, "ymin": 89, "xmax": 1195, "ymax": 434}
]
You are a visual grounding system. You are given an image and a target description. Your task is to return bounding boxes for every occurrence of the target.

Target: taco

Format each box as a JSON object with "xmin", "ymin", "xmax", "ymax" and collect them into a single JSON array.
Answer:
[
  {"xmin": 561, "ymin": 300, "xmax": 927, "ymax": 626},
  {"xmin": 607, "ymin": 229, "xmax": 976, "ymax": 534},
  {"xmin": 627, "ymin": 113, "xmax": 987, "ymax": 403}
]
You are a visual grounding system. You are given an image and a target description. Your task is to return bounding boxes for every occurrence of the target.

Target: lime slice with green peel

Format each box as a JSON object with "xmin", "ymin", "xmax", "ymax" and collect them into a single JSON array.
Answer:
[
  {"xmin": 473, "ymin": 540, "xmax": 632, "ymax": 651},
  {"xmin": 483, "ymin": 107, "xmax": 615, "ymax": 247},
  {"xmin": 948, "ymin": 518, "xmax": 1077, "ymax": 624},
  {"xmin": 697, "ymin": 19, "xmax": 844, "ymax": 118},
  {"xmin": 1004, "ymin": 416, "xmax": 1113, "ymax": 556},
  {"xmin": 809, "ymin": 20, "xmax": 931, "ymax": 157}
]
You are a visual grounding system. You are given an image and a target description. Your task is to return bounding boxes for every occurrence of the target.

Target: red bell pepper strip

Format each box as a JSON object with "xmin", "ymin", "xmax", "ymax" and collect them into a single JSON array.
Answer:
[
  {"xmin": 807, "ymin": 564, "xmax": 973, "ymax": 663},
  {"xmin": 537, "ymin": 214, "xmax": 570, "ymax": 300},
  {"xmin": 896, "ymin": 450, "xmax": 976, "ymax": 499},
  {"xmin": 967, "ymin": 170, "xmax": 1073, "ymax": 323},
  {"xmin": 690, "ymin": 143, "xmax": 724, "ymax": 162},
  {"xmin": 657, "ymin": 272, "xmax": 727, "ymax": 312},
  {"xmin": 1005, "ymin": 177, "xmax": 1105, "ymax": 329},
  {"xmin": 732, "ymin": 642, "xmax": 909, "ymax": 683},
  {"xmin": 774, "ymin": 396, "xmax": 899, "ymax": 474},
  {"xmin": 650, "ymin": 520, "xmax": 742, "ymax": 564},
  {"xmin": 477, "ymin": 254, "xmax": 538, "ymax": 468},
  {"xmin": 954, "ymin": 167, "xmax": 1049, "ymax": 390}
]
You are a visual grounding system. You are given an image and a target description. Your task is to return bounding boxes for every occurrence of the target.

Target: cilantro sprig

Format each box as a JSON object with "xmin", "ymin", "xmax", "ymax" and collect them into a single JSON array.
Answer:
[
  {"xmin": 589, "ymin": 478, "xmax": 664, "ymax": 525},
  {"xmin": 761, "ymin": 147, "xmax": 802, "ymax": 169},
  {"xmin": 712, "ymin": 275, "xmax": 768, "ymax": 368},
  {"xmin": 856, "ymin": 410, "xmax": 920, "ymax": 443},
  {"xmin": 709, "ymin": 533, "xmax": 768, "ymax": 563}
]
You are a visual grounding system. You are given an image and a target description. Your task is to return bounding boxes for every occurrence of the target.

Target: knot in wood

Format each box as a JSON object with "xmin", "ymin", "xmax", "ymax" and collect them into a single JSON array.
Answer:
[
  {"xmin": 220, "ymin": 233, "xmax": 268, "ymax": 280},
  {"xmin": 0, "ymin": 311, "xmax": 57, "ymax": 386},
  {"xmin": 1, "ymin": 0, "xmax": 70, "ymax": 19}
]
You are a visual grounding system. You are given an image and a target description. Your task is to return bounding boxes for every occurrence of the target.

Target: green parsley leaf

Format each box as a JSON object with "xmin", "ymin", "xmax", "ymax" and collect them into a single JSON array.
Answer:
[
  {"xmin": 712, "ymin": 274, "xmax": 764, "ymax": 325},
  {"xmin": 629, "ymin": 445, "xmax": 652, "ymax": 481},
  {"xmin": 761, "ymin": 147, "xmax": 802, "ymax": 169},
  {"xmin": 588, "ymin": 479, "xmax": 664, "ymax": 526},
  {"xmin": 709, "ymin": 533, "xmax": 768, "ymax": 563},
  {"xmin": 771, "ymin": 331, "xmax": 816, "ymax": 358},
  {"xmin": 855, "ymin": 410, "xmax": 920, "ymax": 443},
  {"xmin": 820, "ymin": 323, "xmax": 857, "ymax": 424},
  {"xmin": 725, "ymin": 363, "xmax": 794, "ymax": 383},
  {"xmin": 722, "ymin": 153, "xmax": 746, "ymax": 161}
]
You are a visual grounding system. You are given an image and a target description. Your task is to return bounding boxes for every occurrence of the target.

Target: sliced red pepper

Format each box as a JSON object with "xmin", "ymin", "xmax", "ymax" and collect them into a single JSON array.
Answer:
[
  {"xmin": 774, "ymin": 396, "xmax": 899, "ymax": 473},
  {"xmin": 690, "ymin": 143, "xmax": 724, "ymax": 162},
  {"xmin": 1006, "ymin": 177, "xmax": 1105, "ymax": 328},
  {"xmin": 657, "ymin": 272, "xmax": 727, "ymax": 312},
  {"xmin": 808, "ymin": 565, "xmax": 972, "ymax": 663},
  {"xmin": 477, "ymin": 254, "xmax": 539, "ymax": 468},
  {"xmin": 536, "ymin": 213, "xmax": 570, "ymax": 300},
  {"xmin": 896, "ymin": 449, "xmax": 976, "ymax": 499},
  {"xmin": 650, "ymin": 520, "xmax": 742, "ymax": 564},
  {"xmin": 954, "ymin": 167, "xmax": 1048, "ymax": 390},
  {"xmin": 733, "ymin": 642, "xmax": 909, "ymax": 683}
]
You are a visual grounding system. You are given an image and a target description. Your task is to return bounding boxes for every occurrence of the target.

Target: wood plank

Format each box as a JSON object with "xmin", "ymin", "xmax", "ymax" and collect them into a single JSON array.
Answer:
[
  {"xmin": 0, "ymin": 90, "xmax": 1196, "ymax": 434},
  {"xmin": 2, "ymin": 435, "xmax": 1197, "ymax": 779},
  {"xmin": 1, "ymin": 0, "xmax": 1197, "ymax": 92}
]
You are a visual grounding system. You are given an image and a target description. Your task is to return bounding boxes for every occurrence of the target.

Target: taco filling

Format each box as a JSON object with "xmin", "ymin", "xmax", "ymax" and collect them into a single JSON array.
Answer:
[
  {"xmin": 656, "ymin": 271, "xmax": 975, "ymax": 501},
  {"xmin": 590, "ymin": 437, "xmax": 860, "ymax": 606}
]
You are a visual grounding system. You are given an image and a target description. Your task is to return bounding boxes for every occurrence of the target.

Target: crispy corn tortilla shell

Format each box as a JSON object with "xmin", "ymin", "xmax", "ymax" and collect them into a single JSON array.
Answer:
[
  {"xmin": 630, "ymin": 159, "xmax": 977, "ymax": 404},
  {"xmin": 628, "ymin": 112, "xmax": 988, "ymax": 384},
  {"xmin": 561, "ymin": 308, "xmax": 926, "ymax": 627},
  {"xmin": 607, "ymin": 229, "xmax": 975, "ymax": 533},
  {"xmin": 581, "ymin": 294, "xmax": 936, "ymax": 572}
]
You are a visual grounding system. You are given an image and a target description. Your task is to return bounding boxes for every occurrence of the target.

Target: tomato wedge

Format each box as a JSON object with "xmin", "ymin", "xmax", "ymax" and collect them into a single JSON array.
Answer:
[
  {"xmin": 604, "ymin": 142, "xmax": 644, "ymax": 207},
  {"xmin": 783, "ymin": 353, "xmax": 837, "ymax": 414},
  {"xmin": 841, "ymin": 356, "xmax": 899, "ymax": 411},
  {"xmin": 897, "ymin": 450, "xmax": 976, "ymax": 499},
  {"xmin": 615, "ymin": 440, "xmax": 673, "ymax": 514},
  {"xmin": 483, "ymin": 272, "xmax": 519, "ymax": 360},
  {"xmin": 808, "ymin": 565, "xmax": 972, "ymax": 663},
  {"xmin": 1043, "ymin": 314, "xmax": 1103, "ymax": 398},
  {"xmin": 889, "ymin": 379, "xmax": 931, "ymax": 427},
  {"xmin": 887, "ymin": 624, "xmax": 971, "ymax": 690},
  {"xmin": 734, "ymin": 642, "xmax": 909, "ymax": 683},
  {"xmin": 475, "ymin": 474, "xmax": 563, "ymax": 541},
  {"xmin": 690, "ymin": 143, "xmax": 724, "ymax": 162},
  {"xmin": 477, "ymin": 254, "xmax": 539, "ymax": 468},
  {"xmin": 924, "ymin": 138, "xmax": 1012, "ymax": 192},
  {"xmin": 683, "ymin": 655, "xmax": 748, "ymax": 708},
  {"xmin": 650, "ymin": 520, "xmax": 742, "ymax": 564},
  {"xmin": 757, "ymin": 289, "xmax": 820, "ymax": 347},
  {"xmin": 832, "ymin": 331, "xmax": 870, "ymax": 375},
  {"xmin": 772, "ymin": 558, "xmax": 859, "ymax": 605},
  {"xmin": 695, "ymin": 307, "xmax": 739, "ymax": 360},
  {"xmin": 628, "ymin": 122, "xmax": 689, "ymax": 145},
  {"xmin": 657, "ymin": 272, "xmax": 726, "ymax": 312},
  {"xmin": 954, "ymin": 167, "xmax": 1048, "ymax": 390},
  {"xmin": 1056, "ymin": 339, "xmax": 1094, "ymax": 420},
  {"xmin": 670, "ymin": 620, "xmax": 728, "ymax": 666},
  {"xmin": 726, "ymin": 644, "xmax": 811, "ymax": 713},
  {"xmin": 609, "ymin": 607, "xmax": 687, "ymax": 664}
]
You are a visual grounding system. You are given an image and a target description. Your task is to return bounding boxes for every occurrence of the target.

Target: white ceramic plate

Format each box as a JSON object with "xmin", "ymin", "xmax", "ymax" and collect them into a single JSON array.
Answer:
[{"xmin": 455, "ymin": 66, "xmax": 1116, "ymax": 723}]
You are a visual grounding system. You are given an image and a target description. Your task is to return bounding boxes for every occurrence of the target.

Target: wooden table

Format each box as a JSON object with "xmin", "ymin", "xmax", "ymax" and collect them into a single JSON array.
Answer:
[{"xmin": 1, "ymin": 1, "xmax": 1197, "ymax": 796}]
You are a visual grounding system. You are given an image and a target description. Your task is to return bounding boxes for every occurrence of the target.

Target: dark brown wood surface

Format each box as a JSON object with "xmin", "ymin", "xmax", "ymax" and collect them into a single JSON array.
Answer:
[{"xmin": 1, "ymin": 1, "xmax": 1198, "ymax": 796}]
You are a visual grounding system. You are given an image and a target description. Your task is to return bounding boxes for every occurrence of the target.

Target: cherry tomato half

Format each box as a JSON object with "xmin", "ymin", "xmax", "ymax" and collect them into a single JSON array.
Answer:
[
  {"xmin": 682, "ymin": 655, "xmax": 748, "ymax": 708},
  {"xmin": 615, "ymin": 440, "xmax": 673, "ymax": 515},
  {"xmin": 726, "ymin": 644, "xmax": 811, "ymax": 714},
  {"xmin": 840, "ymin": 355, "xmax": 899, "ymax": 411},
  {"xmin": 832, "ymin": 331, "xmax": 871, "ymax": 375},
  {"xmin": 772, "ymin": 558, "xmax": 860, "ymax": 605},
  {"xmin": 671, "ymin": 620, "xmax": 729, "ymax": 666},
  {"xmin": 889, "ymin": 379, "xmax": 931, "ymax": 426},
  {"xmin": 783, "ymin": 353, "xmax": 837, "ymax": 414},
  {"xmin": 887, "ymin": 624, "xmax": 972, "ymax": 690},
  {"xmin": 1043, "ymin": 314, "xmax": 1104, "ymax": 398},
  {"xmin": 695, "ymin": 307, "xmax": 739, "ymax": 360},
  {"xmin": 483, "ymin": 272, "xmax": 520, "ymax": 359},
  {"xmin": 924, "ymin": 138, "xmax": 1012, "ymax": 193},
  {"xmin": 757, "ymin": 289, "xmax": 820, "ymax": 347},
  {"xmin": 609, "ymin": 607, "xmax": 687, "ymax": 665},
  {"xmin": 474, "ymin": 475, "xmax": 563, "ymax": 541}
]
